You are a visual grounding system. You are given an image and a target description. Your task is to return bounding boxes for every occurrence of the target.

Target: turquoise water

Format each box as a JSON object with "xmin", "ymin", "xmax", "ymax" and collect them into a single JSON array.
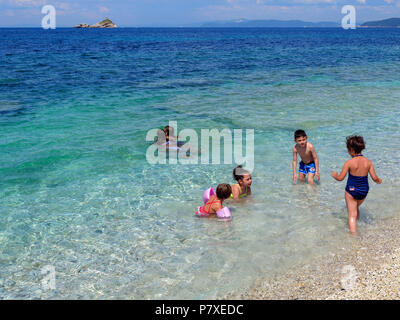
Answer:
[{"xmin": 1, "ymin": 28, "xmax": 400, "ymax": 299}]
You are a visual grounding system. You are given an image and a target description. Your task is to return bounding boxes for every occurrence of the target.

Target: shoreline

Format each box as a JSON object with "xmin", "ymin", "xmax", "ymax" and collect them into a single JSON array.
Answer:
[{"xmin": 226, "ymin": 214, "xmax": 400, "ymax": 300}]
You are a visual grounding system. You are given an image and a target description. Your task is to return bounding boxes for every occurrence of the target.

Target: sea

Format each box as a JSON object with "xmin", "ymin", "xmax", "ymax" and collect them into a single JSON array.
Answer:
[{"xmin": 1, "ymin": 27, "xmax": 399, "ymax": 299}]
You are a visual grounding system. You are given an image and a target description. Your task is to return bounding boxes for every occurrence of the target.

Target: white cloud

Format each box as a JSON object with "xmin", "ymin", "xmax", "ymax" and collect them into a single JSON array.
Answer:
[
  {"xmin": 7, "ymin": 0, "xmax": 48, "ymax": 7},
  {"xmin": 56, "ymin": 2, "xmax": 70, "ymax": 10},
  {"xmin": 225, "ymin": 0, "xmax": 241, "ymax": 9},
  {"xmin": 99, "ymin": 6, "xmax": 110, "ymax": 13},
  {"xmin": 356, "ymin": 0, "xmax": 366, "ymax": 4},
  {"xmin": 293, "ymin": 0, "xmax": 335, "ymax": 3},
  {"xmin": 197, "ymin": 3, "xmax": 337, "ymax": 22}
]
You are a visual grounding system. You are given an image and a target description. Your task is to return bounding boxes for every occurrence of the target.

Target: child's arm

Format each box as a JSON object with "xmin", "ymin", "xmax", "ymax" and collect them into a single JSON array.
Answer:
[
  {"xmin": 247, "ymin": 186, "xmax": 251, "ymax": 196},
  {"xmin": 331, "ymin": 161, "xmax": 350, "ymax": 181},
  {"xmin": 231, "ymin": 184, "xmax": 240, "ymax": 200},
  {"xmin": 368, "ymin": 162, "xmax": 382, "ymax": 184},
  {"xmin": 292, "ymin": 146, "xmax": 298, "ymax": 183},
  {"xmin": 310, "ymin": 144, "xmax": 320, "ymax": 181}
]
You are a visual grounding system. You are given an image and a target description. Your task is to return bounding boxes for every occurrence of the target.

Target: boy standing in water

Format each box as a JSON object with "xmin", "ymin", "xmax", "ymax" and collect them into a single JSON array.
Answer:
[
  {"xmin": 331, "ymin": 135, "xmax": 382, "ymax": 234},
  {"xmin": 292, "ymin": 130, "xmax": 320, "ymax": 185}
]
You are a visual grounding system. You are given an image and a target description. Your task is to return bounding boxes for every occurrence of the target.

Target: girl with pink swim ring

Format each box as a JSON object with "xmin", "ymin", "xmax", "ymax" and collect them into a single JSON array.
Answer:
[{"xmin": 196, "ymin": 184, "xmax": 232, "ymax": 220}]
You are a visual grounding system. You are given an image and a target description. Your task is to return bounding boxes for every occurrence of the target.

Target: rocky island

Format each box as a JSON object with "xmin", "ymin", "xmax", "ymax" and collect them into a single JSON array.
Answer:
[
  {"xmin": 361, "ymin": 18, "xmax": 400, "ymax": 28},
  {"xmin": 74, "ymin": 17, "xmax": 117, "ymax": 28}
]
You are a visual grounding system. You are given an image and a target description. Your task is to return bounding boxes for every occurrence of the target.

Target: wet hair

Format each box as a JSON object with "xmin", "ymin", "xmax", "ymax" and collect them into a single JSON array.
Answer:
[
  {"xmin": 233, "ymin": 165, "xmax": 250, "ymax": 182},
  {"xmin": 346, "ymin": 135, "xmax": 366, "ymax": 154},
  {"xmin": 163, "ymin": 125, "xmax": 174, "ymax": 136},
  {"xmin": 216, "ymin": 183, "xmax": 232, "ymax": 200},
  {"xmin": 294, "ymin": 129, "xmax": 307, "ymax": 140}
]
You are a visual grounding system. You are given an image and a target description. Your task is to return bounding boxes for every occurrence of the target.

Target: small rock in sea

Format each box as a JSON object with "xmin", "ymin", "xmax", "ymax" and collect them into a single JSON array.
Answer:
[
  {"xmin": 74, "ymin": 23, "xmax": 90, "ymax": 28},
  {"xmin": 74, "ymin": 17, "xmax": 117, "ymax": 28},
  {"xmin": 95, "ymin": 229, "xmax": 103, "ymax": 234}
]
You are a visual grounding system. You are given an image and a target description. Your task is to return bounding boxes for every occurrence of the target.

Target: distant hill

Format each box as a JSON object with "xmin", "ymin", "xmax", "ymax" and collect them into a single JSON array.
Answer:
[
  {"xmin": 201, "ymin": 19, "xmax": 339, "ymax": 28},
  {"xmin": 361, "ymin": 18, "xmax": 400, "ymax": 27}
]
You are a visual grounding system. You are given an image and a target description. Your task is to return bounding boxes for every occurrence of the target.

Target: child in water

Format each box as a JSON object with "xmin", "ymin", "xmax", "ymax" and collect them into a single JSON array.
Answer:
[
  {"xmin": 155, "ymin": 126, "xmax": 182, "ymax": 151},
  {"xmin": 163, "ymin": 125, "xmax": 187, "ymax": 150},
  {"xmin": 231, "ymin": 165, "xmax": 252, "ymax": 200},
  {"xmin": 292, "ymin": 129, "xmax": 320, "ymax": 185},
  {"xmin": 196, "ymin": 183, "xmax": 232, "ymax": 216},
  {"xmin": 163, "ymin": 125, "xmax": 177, "ymax": 142},
  {"xmin": 331, "ymin": 135, "xmax": 382, "ymax": 234}
]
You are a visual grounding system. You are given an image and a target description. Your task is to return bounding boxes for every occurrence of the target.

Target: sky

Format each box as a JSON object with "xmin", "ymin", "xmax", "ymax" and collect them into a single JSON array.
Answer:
[{"xmin": 0, "ymin": 0, "xmax": 399, "ymax": 27}]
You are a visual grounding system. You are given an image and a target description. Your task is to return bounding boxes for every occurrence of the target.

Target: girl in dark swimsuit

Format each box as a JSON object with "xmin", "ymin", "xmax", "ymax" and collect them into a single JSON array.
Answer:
[{"xmin": 331, "ymin": 135, "xmax": 382, "ymax": 234}]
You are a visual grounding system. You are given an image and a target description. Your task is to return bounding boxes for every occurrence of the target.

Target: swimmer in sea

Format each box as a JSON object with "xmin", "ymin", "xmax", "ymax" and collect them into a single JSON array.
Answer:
[
  {"xmin": 230, "ymin": 165, "xmax": 252, "ymax": 200},
  {"xmin": 155, "ymin": 126, "xmax": 183, "ymax": 151},
  {"xmin": 156, "ymin": 125, "xmax": 199, "ymax": 158}
]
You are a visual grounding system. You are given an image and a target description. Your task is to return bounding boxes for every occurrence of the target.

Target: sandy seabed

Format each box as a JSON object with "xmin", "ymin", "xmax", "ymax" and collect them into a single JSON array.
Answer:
[{"xmin": 226, "ymin": 215, "xmax": 400, "ymax": 300}]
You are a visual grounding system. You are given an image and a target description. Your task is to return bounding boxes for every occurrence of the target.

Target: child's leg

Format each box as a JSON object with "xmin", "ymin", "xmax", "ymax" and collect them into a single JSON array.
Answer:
[
  {"xmin": 298, "ymin": 173, "xmax": 306, "ymax": 182},
  {"xmin": 345, "ymin": 191, "xmax": 359, "ymax": 234},
  {"xmin": 356, "ymin": 198, "xmax": 366, "ymax": 220},
  {"xmin": 307, "ymin": 173, "xmax": 315, "ymax": 185}
]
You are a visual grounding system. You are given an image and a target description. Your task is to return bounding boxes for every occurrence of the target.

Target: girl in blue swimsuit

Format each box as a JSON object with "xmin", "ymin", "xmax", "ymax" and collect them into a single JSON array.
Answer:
[{"xmin": 331, "ymin": 135, "xmax": 382, "ymax": 234}]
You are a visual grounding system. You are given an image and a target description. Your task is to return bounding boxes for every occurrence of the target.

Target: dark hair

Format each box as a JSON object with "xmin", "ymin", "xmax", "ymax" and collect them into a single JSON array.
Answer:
[
  {"xmin": 346, "ymin": 135, "xmax": 365, "ymax": 154},
  {"xmin": 163, "ymin": 125, "xmax": 174, "ymax": 135},
  {"xmin": 216, "ymin": 183, "xmax": 232, "ymax": 200},
  {"xmin": 233, "ymin": 165, "xmax": 250, "ymax": 182},
  {"xmin": 294, "ymin": 129, "xmax": 307, "ymax": 139}
]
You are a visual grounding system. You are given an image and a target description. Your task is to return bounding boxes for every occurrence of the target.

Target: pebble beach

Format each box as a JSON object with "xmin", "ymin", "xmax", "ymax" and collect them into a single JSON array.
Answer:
[{"xmin": 227, "ymin": 214, "xmax": 400, "ymax": 300}]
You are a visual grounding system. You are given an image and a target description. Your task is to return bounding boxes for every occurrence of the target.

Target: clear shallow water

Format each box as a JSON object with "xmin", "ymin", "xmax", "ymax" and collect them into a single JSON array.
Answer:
[{"xmin": 1, "ymin": 28, "xmax": 400, "ymax": 299}]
